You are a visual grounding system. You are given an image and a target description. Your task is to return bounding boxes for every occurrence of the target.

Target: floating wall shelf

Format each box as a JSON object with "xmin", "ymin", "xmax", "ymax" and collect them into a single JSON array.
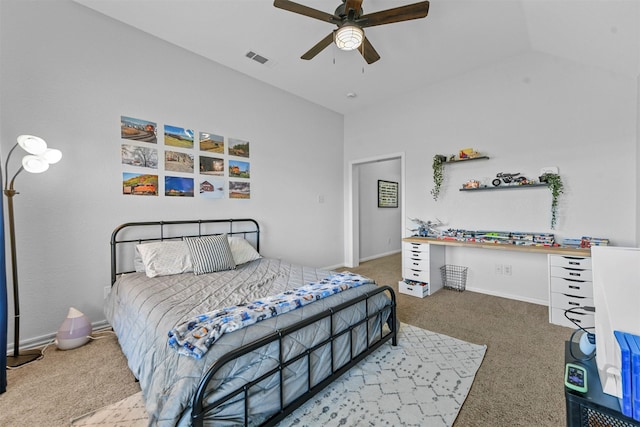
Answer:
[
  {"xmin": 445, "ymin": 156, "xmax": 490, "ymax": 164},
  {"xmin": 460, "ymin": 183, "xmax": 548, "ymax": 192}
]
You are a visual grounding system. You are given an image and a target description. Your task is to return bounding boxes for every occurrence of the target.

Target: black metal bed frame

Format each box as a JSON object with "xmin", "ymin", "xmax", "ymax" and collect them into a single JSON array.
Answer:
[
  {"xmin": 110, "ymin": 219, "xmax": 397, "ymax": 426},
  {"xmin": 110, "ymin": 218, "xmax": 260, "ymax": 285}
]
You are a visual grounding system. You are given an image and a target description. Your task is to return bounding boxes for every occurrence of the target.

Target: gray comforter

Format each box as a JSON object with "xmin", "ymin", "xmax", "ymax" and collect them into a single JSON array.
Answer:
[{"xmin": 105, "ymin": 258, "xmax": 391, "ymax": 426}]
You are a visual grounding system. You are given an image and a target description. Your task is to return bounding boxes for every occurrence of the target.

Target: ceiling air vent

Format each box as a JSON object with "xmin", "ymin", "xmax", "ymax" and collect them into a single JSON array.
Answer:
[{"xmin": 246, "ymin": 51, "xmax": 269, "ymax": 65}]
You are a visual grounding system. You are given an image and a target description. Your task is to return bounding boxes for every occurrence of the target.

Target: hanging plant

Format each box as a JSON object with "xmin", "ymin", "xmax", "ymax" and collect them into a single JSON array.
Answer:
[
  {"xmin": 540, "ymin": 173, "xmax": 564, "ymax": 229},
  {"xmin": 431, "ymin": 154, "xmax": 447, "ymax": 201}
]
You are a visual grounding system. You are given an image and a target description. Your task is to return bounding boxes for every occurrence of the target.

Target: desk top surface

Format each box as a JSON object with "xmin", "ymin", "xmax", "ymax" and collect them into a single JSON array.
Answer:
[{"xmin": 403, "ymin": 236, "xmax": 592, "ymax": 257}]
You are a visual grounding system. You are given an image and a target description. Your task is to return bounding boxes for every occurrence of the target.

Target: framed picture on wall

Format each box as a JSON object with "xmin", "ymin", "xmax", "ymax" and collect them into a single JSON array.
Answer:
[{"xmin": 378, "ymin": 180, "xmax": 398, "ymax": 208}]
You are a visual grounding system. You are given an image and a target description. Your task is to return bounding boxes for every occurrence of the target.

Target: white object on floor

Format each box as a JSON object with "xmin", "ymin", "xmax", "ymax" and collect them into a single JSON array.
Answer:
[{"xmin": 56, "ymin": 307, "xmax": 92, "ymax": 350}]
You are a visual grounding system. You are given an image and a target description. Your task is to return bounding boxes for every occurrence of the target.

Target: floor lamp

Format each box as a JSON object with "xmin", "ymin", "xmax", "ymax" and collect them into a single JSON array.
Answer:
[
  {"xmin": 3, "ymin": 135, "xmax": 62, "ymax": 368},
  {"xmin": 1, "ymin": 168, "xmax": 7, "ymax": 392}
]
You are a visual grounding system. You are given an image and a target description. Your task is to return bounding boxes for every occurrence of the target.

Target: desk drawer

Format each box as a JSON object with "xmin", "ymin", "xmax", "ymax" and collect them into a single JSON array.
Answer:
[
  {"xmin": 551, "ymin": 307, "xmax": 595, "ymax": 329},
  {"xmin": 404, "ymin": 257, "xmax": 430, "ymax": 270},
  {"xmin": 403, "ymin": 268, "xmax": 430, "ymax": 283},
  {"xmin": 403, "ymin": 242, "xmax": 429, "ymax": 255},
  {"xmin": 551, "ymin": 292, "xmax": 594, "ymax": 311},
  {"xmin": 550, "ymin": 266, "xmax": 592, "ymax": 281},
  {"xmin": 398, "ymin": 280, "xmax": 430, "ymax": 298},
  {"xmin": 549, "ymin": 255, "xmax": 591, "ymax": 270},
  {"xmin": 404, "ymin": 251, "xmax": 429, "ymax": 262},
  {"xmin": 550, "ymin": 277, "xmax": 593, "ymax": 297}
]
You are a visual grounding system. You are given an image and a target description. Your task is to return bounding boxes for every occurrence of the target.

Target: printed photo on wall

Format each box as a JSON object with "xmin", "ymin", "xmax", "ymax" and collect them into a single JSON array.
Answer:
[
  {"xmin": 122, "ymin": 173, "xmax": 158, "ymax": 196},
  {"xmin": 165, "ymin": 150, "xmax": 194, "ymax": 173},
  {"xmin": 229, "ymin": 160, "xmax": 250, "ymax": 178},
  {"xmin": 229, "ymin": 181, "xmax": 250, "ymax": 199},
  {"xmin": 165, "ymin": 176, "xmax": 194, "ymax": 197},
  {"xmin": 228, "ymin": 138, "xmax": 249, "ymax": 158},
  {"xmin": 164, "ymin": 125, "xmax": 194, "ymax": 149},
  {"xmin": 199, "ymin": 132, "xmax": 224, "ymax": 154},
  {"xmin": 121, "ymin": 116, "xmax": 157, "ymax": 144},
  {"xmin": 199, "ymin": 155, "xmax": 224, "ymax": 176},
  {"xmin": 121, "ymin": 144, "xmax": 158, "ymax": 169},
  {"xmin": 200, "ymin": 178, "xmax": 225, "ymax": 199}
]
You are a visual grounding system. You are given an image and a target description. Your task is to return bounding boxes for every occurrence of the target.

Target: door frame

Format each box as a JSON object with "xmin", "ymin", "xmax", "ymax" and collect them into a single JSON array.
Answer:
[{"xmin": 345, "ymin": 152, "xmax": 405, "ymax": 268}]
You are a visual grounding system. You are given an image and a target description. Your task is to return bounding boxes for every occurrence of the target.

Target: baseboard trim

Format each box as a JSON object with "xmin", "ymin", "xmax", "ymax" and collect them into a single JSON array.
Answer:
[
  {"xmin": 6, "ymin": 319, "xmax": 111, "ymax": 354},
  {"xmin": 326, "ymin": 250, "xmax": 401, "ymax": 271},
  {"xmin": 360, "ymin": 250, "xmax": 401, "ymax": 263},
  {"xmin": 464, "ymin": 286, "xmax": 548, "ymax": 306}
]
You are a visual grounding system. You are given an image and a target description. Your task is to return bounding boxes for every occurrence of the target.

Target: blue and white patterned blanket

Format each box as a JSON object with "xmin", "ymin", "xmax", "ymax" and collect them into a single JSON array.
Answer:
[{"xmin": 168, "ymin": 272, "xmax": 373, "ymax": 358}]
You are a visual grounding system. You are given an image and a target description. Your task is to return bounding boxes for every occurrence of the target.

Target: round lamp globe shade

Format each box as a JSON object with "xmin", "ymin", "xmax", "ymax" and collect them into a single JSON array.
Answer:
[
  {"xmin": 16, "ymin": 134, "xmax": 48, "ymax": 155},
  {"xmin": 42, "ymin": 148, "xmax": 62, "ymax": 164},
  {"xmin": 22, "ymin": 155, "xmax": 50, "ymax": 173},
  {"xmin": 56, "ymin": 307, "xmax": 92, "ymax": 350},
  {"xmin": 335, "ymin": 25, "xmax": 364, "ymax": 51}
]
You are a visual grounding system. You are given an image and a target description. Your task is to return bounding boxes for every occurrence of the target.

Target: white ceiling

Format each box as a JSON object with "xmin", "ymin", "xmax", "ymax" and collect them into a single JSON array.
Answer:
[{"xmin": 75, "ymin": 0, "xmax": 640, "ymax": 115}]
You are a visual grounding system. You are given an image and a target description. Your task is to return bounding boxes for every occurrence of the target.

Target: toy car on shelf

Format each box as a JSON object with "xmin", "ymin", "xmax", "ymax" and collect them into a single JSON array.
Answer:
[{"xmin": 492, "ymin": 172, "xmax": 528, "ymax": 186}]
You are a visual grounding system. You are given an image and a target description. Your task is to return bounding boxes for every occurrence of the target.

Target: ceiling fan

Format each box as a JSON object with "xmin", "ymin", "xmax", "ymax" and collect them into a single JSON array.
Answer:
[{"xmin": 273, "ymin": 0, "xmax": 430, "ymax": 64}]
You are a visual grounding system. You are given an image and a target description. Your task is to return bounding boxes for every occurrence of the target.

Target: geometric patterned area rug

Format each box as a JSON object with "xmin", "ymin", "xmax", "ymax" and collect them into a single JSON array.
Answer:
[{"xmin": 71, "ymin": 324, "xmax": 486, "ymax": 427}]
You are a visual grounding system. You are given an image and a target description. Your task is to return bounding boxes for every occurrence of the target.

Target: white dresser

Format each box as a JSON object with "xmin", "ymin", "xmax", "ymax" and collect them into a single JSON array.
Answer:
[
  {"xmin": 401, "ymin": 241, "xmax": 445, "ymax": 297},
  {"xmin": 548, "ymin": 255, "xmax": 594, "ymax": 329}
]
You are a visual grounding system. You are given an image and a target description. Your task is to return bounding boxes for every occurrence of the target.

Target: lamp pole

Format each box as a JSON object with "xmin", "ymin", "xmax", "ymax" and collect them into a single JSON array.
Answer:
[
  {"xmin": 0, "ymin": 168, "xmax": 7, "ymax": 393},
  {"xmin": 4, "ymin": 168, "xmax": 41, "ymax": 367}
]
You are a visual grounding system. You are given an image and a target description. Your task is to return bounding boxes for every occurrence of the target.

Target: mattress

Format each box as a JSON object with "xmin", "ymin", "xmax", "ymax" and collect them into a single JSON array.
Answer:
[{"xmin": 105, "ymin": 257, "xmax": 391, "ymax": 426}]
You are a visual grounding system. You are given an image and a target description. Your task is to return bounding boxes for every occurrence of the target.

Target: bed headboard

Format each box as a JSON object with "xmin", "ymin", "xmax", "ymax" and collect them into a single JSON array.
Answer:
[{"xmin": 110, "ymin": 218, "xmax": 260, "ymax": 284}]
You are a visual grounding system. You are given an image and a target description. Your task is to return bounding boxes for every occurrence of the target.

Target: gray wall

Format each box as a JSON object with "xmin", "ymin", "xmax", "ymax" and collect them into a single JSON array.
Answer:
[
  {"xmin": 0, "ymin": 0, "xmax": 345, "ymax": 349},
  {"xmin": 344, "ymin": 52, "xmax": 637, "ymax": 304}
]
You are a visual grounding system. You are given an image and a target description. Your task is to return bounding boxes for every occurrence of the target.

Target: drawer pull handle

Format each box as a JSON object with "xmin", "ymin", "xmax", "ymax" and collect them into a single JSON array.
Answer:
[
  {"xmin": 568, "ymin": 302, "xmax": 580, "ymax": 306},
  {"xmin": 568, "ymin": 261, "xmax": 580, "ymax": 265},
  {"xmin": 569, "ymin": 272, "xmax": 581, "ymax": 277},
  {"xmin": 568, "ymin": 285, "xmax": 581, "ymax": 290},
  {"xmin": 562, "ymin": 278, "xmax": 585, "ymax": 283},
  {"xmin": 412, "ymin": 263, "xmax": 419, "ymax": 266}
]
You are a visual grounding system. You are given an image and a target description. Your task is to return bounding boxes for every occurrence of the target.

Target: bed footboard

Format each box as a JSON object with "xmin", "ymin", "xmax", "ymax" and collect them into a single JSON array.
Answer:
[{"xmin": 191, "ymin": 285, "xmax": 397, "ymax": 427}]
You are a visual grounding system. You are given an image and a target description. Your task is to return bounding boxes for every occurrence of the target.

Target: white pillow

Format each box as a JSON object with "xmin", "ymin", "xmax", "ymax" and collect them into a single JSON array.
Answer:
[
  {"xmin": 228, "ymin": 236, "xmax": 262, "ymax": 265},
  {"xmin": 133, "ymin": 247, "xmax": 146, "ymax": 272},
  {"xmin": 136, "ymin": 241, "xmax": 193, "ymax": 278}
]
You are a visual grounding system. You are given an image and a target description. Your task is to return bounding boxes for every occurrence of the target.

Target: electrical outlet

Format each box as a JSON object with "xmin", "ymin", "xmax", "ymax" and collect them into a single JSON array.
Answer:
[
  {"xmin": 504, "ymin": 265, "xmax": 512, "ymax": 276},
  {"xmin": 104, "ymin": 286, "xmax": 111, "ymax": 299},
  {"xmin": 495, "ymin": 264, "xmax": 503, "ymax": 275}
]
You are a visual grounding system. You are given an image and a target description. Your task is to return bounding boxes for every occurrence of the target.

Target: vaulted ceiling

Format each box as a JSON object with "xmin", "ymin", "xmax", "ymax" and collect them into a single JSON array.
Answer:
[{"xmin": 75, "ymin": 0, "xmax": 640, "ymax": 114}]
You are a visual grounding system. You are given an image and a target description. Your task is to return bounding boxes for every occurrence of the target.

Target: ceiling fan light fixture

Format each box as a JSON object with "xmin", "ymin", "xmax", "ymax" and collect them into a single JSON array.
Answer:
[{"xmin": 335, "ymin": 25, "xmax": 364, "ymax": 51}]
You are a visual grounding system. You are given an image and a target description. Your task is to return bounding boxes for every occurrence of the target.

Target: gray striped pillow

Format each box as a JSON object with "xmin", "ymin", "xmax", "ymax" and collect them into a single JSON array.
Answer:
[{"xmin": 184, "ymin": 234, "xmax": 236, "ymax": 275}]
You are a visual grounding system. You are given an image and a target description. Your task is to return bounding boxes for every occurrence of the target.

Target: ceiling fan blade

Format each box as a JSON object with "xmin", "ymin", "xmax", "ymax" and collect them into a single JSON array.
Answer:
[
  {"xmin": 344, "ymin": 0, "xmax": 364, "ymax": 18},
  {"xmin": 273, "ymin": 0, "xmax": 338, "ymax": 24},
  {"xmin": 360, "ymin": 37, "xmax": 381, "ymax": 64},
  {"xmin": 358, "ymin": 1, "xmax": 429, "ymax": 28},
  {"xmin": 301, "ymin": 32, "xmax": 335, "ymax": 60}
]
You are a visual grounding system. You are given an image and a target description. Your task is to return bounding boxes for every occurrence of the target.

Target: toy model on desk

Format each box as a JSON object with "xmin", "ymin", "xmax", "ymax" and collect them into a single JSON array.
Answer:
[
  {"xmin": 492, "ymin": 172, "xmax": 528, "ymax": 186},
  {"xmin": 408, "ymin": 217, "xmax": 443, "ymax": 237}
]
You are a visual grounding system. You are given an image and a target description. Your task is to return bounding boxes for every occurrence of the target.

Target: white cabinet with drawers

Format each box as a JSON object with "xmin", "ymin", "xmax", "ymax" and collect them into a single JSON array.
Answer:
[
  {"xmin": 401, "ymin": 241, "xmax": 445, "ymax": 297},
  {"xmin": 548, "ymin": 255, "xmax": 594, "ymax": 329}
]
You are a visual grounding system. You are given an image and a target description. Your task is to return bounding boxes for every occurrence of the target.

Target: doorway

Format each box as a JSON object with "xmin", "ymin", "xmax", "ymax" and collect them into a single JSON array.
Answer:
[{"xmin": 345, "ymin": 152, "xmax": 405, "ymax": 268}]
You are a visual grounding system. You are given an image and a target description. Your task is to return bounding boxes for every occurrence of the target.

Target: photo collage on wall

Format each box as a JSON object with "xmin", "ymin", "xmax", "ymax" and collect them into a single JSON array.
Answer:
[{"xmin": 120, "ymin": 116, "xmax": 251, "ymax": 199}]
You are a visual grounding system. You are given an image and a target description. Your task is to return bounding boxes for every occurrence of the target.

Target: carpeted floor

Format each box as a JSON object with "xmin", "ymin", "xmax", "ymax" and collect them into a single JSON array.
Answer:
[
  {"xmin": 70, "ymin": 324, "xmax": 486, "ymax": 427},
  {"xmin": 2, "ymin": 253, "xmax": 571, "ymax": 426}
]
